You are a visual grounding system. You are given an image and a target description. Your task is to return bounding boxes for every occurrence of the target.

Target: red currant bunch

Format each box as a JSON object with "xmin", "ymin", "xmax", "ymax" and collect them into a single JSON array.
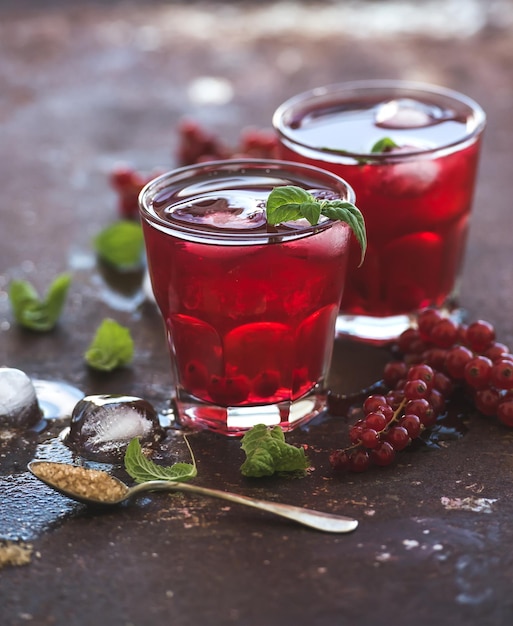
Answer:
[
  {"xmin": 329, "ymin": 309, "xmax": 513, "ymax": 473},
  {"xmin": 109, "ymin": 164, "xmax": 161, "ymax": 220}
]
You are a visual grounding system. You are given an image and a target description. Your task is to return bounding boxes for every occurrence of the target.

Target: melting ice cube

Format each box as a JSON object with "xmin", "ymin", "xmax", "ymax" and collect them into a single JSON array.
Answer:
[
  {"xmin": 375, "ymin": 98, "xmax": 450, "ymax": 129},
  {"xmin": 381, "ymin": 160, "xmax": 440, "ymax": 197},
  {"xmin": 65, "ymin": 394, "xmax": 163, "ymax": 462},
  {"xmin": 171, "ymin": 193, "xmax": 267, "ymax": 231},
  {"xmin": 0, "ymin": 367, "xmax": 43, "ymax": 430}
]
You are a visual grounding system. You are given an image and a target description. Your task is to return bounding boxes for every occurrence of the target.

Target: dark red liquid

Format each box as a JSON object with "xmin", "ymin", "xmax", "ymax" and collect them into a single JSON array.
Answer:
[
  {"xmin": 142, "ymin": 188, "xmax": 350, "ymax": 411},
  {"xmin": 276, "ymin": 93, "xmax": 483, "ymax": 318}
]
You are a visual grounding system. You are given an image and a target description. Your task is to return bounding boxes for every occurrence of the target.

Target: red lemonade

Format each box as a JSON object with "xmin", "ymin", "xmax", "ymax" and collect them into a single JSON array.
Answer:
[
  {"xmin": 273, "ymin": 81, "xmax": 486, "ymax": 342},
  {"xmin": 139, "ymin": 160, "xmax": 354, "ymax": 434}
]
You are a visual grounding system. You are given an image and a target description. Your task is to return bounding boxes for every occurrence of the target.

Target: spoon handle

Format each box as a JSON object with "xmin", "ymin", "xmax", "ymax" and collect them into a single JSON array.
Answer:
[{"xmin": 132, "ymin": 481, "xmax": 358, "ymax": 533}]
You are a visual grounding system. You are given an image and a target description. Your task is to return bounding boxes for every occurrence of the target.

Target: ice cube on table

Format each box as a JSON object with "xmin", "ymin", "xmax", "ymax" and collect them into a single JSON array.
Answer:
[
  {"xmin": 0, "ymin": 367, "xmax": 43, "ymax": 430},
  {"xmin": 65, "ymin": 394, "xmax": 163, "ymax": 462},
  {"xmin": 375, "ymin": 98, "xmax": 446, "ymax": 129}
]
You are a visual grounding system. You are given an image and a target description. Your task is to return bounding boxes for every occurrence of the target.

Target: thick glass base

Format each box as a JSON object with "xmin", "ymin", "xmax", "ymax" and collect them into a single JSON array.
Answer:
[
  {"xmin": 336, "ymin": 306, "xmax": 466, "ymax": 345},
  {"xmin": 173, "ymin": 387, "xmax": 327, "ymax": 437}
]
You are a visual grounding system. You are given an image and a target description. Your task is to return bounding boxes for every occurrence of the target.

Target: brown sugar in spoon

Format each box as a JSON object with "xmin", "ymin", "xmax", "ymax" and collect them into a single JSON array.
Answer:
[{"xmin": 28, "ymin": 460, "xmax": 358, "ymax": 534}]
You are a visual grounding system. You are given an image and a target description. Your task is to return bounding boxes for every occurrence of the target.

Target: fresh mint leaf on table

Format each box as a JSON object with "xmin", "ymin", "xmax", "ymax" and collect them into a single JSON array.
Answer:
[
  {"xmin": 93, "ymin": 220, "xmax": 145, "ymax": 269},
  {"xmin": 370, "ymin": 136, "xmax": 400, "ymax": 153},
  {"xmin": 84, "ymin": 318, "xmax": 134, "ymax": 371},
  {"xmin": 240, "ymin": 424, "xmax": 310, "ymax": 478},
  {"xmin": 124, "ymin": 437, "xmax": 197, "ymax": 483},
  {"xmin": 9, "ymin": 273, "xmax": 71, "ymax": 331},
  {"xmin": 266, "ymin": 185, "xmax": 367, "ymax": 266}
]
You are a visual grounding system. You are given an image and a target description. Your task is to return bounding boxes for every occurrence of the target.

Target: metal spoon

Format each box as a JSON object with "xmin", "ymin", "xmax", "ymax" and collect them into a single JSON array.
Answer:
[{"xmin": 28, "ymin": 461, "xmax": 358, "ymax": 533}]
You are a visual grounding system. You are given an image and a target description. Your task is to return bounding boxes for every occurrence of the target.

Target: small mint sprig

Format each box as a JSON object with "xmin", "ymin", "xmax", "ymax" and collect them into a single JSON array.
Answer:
[
  {"xmin": 124, "ymin": 437, "xmax": 197, "ymax": 484},
  {"xmin": 370, "ymin": 136, "xmax": 399, "ymax": 153},
  {"xmin": 93, "ymin": 220, "xmax": 145, "ymax": 269},
  {"xmin": 9, "ymin": 273, "xmax": 71, "ymax": 331},
  {"xmin": 266, "ymin": 186, "xmax": 367, "ymax": 266},
  {"xmin": 84, "ymin": 318, "xmax": 134, "ymax": 371}
]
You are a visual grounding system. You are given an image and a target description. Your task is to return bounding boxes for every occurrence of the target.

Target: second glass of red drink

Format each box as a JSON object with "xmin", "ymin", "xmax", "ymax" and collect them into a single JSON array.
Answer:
[{"xmin": 273, "ymin": 80, "xmax": 486, "ymax": 343}]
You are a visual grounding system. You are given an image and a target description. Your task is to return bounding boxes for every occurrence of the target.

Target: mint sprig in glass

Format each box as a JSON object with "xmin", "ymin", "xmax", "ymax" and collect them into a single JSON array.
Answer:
[{"xmin": 266, "ymin": 185, "xmax": 367, "ymax": 265}]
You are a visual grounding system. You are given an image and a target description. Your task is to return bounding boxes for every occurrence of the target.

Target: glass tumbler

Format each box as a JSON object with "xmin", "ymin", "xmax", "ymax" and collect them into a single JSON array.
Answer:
[
  {"xmin": 273, "ymin": 80, "xmax": 486, "ymax": 343},
  {"xmin": 139, "ymin": 159, "xmax": 355, "ymax": 435}
]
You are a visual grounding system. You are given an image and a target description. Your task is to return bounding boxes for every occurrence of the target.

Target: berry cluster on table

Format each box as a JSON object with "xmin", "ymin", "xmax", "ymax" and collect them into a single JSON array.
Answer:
[{"xmin": 328, "ymin": 309, "xmax": 513, "ymax": 473}]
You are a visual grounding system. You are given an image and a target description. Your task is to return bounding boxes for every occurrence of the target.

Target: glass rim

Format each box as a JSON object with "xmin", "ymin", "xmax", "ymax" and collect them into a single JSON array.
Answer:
[
  {"xmin": 138, "ymin": 158, "xmax": 356, "ymax": 245},
  {"xmin": 272, "ymin": 79, "xmax": 486, "ymax": 161}
]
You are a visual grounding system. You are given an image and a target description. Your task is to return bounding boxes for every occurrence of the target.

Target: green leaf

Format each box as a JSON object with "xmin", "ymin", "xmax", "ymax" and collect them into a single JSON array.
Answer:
[
  {"xmin": 370, "ymin": 136, "xmax": 399, "ymax": 153},
  {"xmin": 93, "ymin": 221, "xmax": 145, "ymax": 269},
  {"xmin": 265, "ymin": 185, "xmax": 367, "ymax": 265},
  {"xmin": 84, "ymin": 318, "xmax": 134, "ymax": 371},
  {"xmin": 8, "ymin": 273, "xmax": 71, "ymax": 331},
  {"xmin": 299, "ymin": 202, "xmax": 322, "ymax": 226},
  {"xmin": 240, "ymin": 424, "xmax": 310, "ymax": 478},
  {"xmin": 266, "ymin": 186, "xmax": 315, "ymax": 226},
  {"xmin": 124, "ymin": 437, "xmax": 197, "ymax": 484}
]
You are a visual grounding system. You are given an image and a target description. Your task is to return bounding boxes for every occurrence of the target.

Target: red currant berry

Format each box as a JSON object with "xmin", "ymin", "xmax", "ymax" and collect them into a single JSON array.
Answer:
[
  {"xmin": 490, "ymin": 359, "xmax": 513, "ymax": 390},
  {"xmin": 404, "ymin": 379, "xmax": 429, "ymax": 400},
  {"xmin": 428, "ymin": 389, "xmax": 445, "ymax": 418},
  {"xmin": 474, "ymin": 388, "xmax": 501, "ymax": 417},
  {"xmin": 397, "ymin": 328, "xmax": 422, "ymax": 354},
  {"xmin": 399, "ymin": 413, "xmax": 422, "ymax": 438},
  {"xmin": 444, "ymin": 345, "xmax": 474, "ymax": 380},
  {"xmin": 422, "ymin": 348, "xmax": 448, "ymax": 371},
  {"xmin": 360, "ymin": 428, "xmax": 381, "ymax": 449},
  {"xmin": 464, "ymin": 356, "xmax": 493, "ymax": 389},
  {"xmin": 363, "ymin": 394, "xmax": 388, "ymax": 414},
  {"xmin": 497, "ymin": 399, "xmax": 513, "ymax": 427},
  {"xmin": 364, "ymin": 411, "xmax": 387, "ymax": 431},
  {"xmin": 429, "ymin": 318, "xmax": 459, "ymax": 349},
  {"xmin": 329, "ymin": 449, "xmax": 351, "ymax": 470},
  {"xmin": 383, "ymin": 361, "xmax": 408, "ymax": 388},
  {"xmin": 433, "ymin": 371, "xmax": 454, "ymax": 397},
  {"xmin": 405, "ymin": 398, "xmax": 435, "ymax": 426},
  {"xmin": 417, "ymin": 308, "xmax": 443, "ymax": 340},
  {"xmin": 378, "ymin": 403, "xmax": 395, "ymax": 422},
  {"xmin": 465, "ymin": 320, "xmax": 496, "ymax": 353},
  {"xmin": 183, "ymin": 360, "xmax": 209, "ymax": 390},
  {"xmin": 252, "ymin": 370, "xmax": 281, "ymax": 398},
  {"xmin": 484, "ymin": 342, "xmax": 510, "ymax": 363},
  {"xmin": 349, "ymin": 420, "xmax": 366, "ymax": 444},
  {"xmin": 386, "ymin": 426, "xmax": 411, "ymax": 451},
  {"xmin": 407, "ymin": 364, "xmax": 435, "ymax": 388},
  {"xmin": 349, "ymin": 449, "xmax": 371, "ymax": 472},
  {"xmin": 386, "ymin": 389, "xmax": 405, "ymax": 410},
  {"xmin": 370, "ymin": 441, "xmax": 396, "ymax": 466}
]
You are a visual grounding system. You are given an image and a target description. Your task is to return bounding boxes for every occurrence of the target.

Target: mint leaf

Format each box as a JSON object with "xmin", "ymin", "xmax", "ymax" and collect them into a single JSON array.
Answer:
[
  {"xmin": 266, "ymin": 186, "xmax": 367, "ymax": 265},
  {"xmin": 94, "ymin": 221, "xmax": 144, "ymax": 269},
  {"xmin": 240, "ymin": 424, "xmax": 309, "ymax": 478},
  {"xmin": 320, "ymin": 200, "xmax": 367, "ymax": 266},
  {"xmin": 9, "ymin": 273, "xmax": 71, "ymax": 331},
  {"xmin": 370, "ymin": 136, "xmax": 399, "ymax": 153},
  {"xmin": 124, "ymin": 437, "xmax": 197, "ymax": 484},
  {"xmin": 266, "ymin": 185, "xmax": 313, "ymax": 213},
  {"xmin": 84, "ymin": 318, "xmax": 134, "ymax": 371}
]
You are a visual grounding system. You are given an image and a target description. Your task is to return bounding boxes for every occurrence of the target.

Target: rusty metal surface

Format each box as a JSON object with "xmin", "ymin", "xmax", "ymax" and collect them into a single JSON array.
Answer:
[{"xmin": 2, "ymin": 1, "xmax": 513, "ymax": 625}]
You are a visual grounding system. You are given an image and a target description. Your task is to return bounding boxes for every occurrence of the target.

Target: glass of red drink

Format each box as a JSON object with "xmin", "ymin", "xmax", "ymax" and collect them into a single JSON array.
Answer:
[
  {"xmin": 273, "ymin": 80, "xmax": 486, "ymax": 343},
  {"xmin": 139, "ymin": 159, "xmax": 355, "ymax": 435}
]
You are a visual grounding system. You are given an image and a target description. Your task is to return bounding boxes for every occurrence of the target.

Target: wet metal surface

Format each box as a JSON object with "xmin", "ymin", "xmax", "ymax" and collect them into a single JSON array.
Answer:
[{"xmin": 2, "ymin": 1, "xmax": 513, "ymax": 625}]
